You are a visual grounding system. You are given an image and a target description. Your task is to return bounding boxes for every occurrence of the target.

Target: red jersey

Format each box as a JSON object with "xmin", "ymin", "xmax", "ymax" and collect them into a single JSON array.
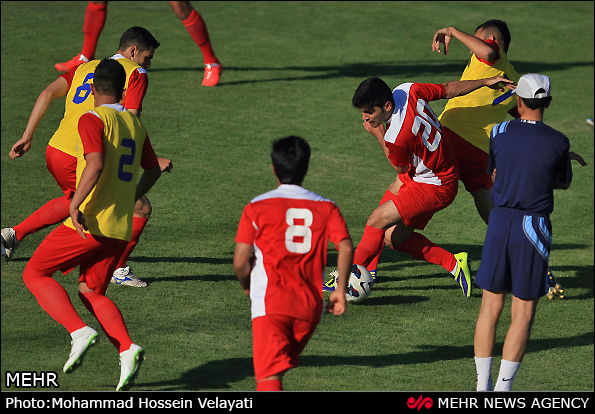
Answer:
[
  {"xmin": 235, "ymin": 185, "xmax": 351, "ymax": 323},
  {"xmin": 384, "ymin": 82, "xmax": 459, "ymax": 186}
]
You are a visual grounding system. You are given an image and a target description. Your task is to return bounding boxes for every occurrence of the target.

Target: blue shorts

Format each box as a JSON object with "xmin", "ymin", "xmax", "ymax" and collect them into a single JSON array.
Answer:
[{"xmin": 475, "ymin": 207, "xmax": 552, "ymax": 299}]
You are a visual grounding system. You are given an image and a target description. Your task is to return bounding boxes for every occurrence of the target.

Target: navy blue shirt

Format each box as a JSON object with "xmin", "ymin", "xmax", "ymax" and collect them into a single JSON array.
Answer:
[{"xmin": 488, "ymin": 118, "xmax": 572, "ymax": 214}]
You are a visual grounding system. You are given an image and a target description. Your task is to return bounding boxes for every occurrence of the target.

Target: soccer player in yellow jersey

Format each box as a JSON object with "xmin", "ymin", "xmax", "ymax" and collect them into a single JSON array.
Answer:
[
  {"xmin": 432, "ymin": 19, "xmax": 520, "ymax": 224},
  {"xmin": 21, "ymin": 58, "xmax": 161, "ymax": 391},
  {"xmin": 2, "ymin": 27, "xmax": 169, "ymax": 287}
]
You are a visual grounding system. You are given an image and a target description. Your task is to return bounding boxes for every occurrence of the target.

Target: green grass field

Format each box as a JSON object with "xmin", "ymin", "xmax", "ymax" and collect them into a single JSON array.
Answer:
[{"xmin": 1, "ymin": 1, "xmax": 593, "ymax": 392}]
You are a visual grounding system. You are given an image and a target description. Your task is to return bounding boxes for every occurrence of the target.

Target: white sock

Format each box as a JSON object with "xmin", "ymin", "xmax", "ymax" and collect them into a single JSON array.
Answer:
[
  {"xmin": 475, "ymin": 356, "xmax": 493, "ymax": 391},
  {"xmin": 494, "ymin": 359, "xmax": 521, "ymax": 391}
]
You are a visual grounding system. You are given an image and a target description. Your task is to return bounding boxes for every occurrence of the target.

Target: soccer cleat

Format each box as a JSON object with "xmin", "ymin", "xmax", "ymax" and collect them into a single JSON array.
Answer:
[
  {"xmin": 111, "ymin": 266, "xmax": 148, "ymax": 287},
  {"xmin": 116, "ymin": 344, "xmax": 145, "ymax": 391},
  {"xmin": 369, "ymin": 269, "xmax": 377, "ymax": 283},
  {"xmin": 63, "ymin": 327, "xmax": 99, "ymax": 373},
  {"xmin": 1, "ymin": 227, "xmax": 19, "ymax": 262},
  {"xmin": 201, "ymin": 62, "xmax": 222, "ymax": 86},
  {"xmin": 453, "ymin": 252, "xmax": 472, "ymax": 298},
  {"xmin": 55, "ymin": 53, "xmax": 89, "ymax": 72},
  {"xmin": 587, "ymin": 118, "xmax": 594, "ymax": 127},
  {"xmin": 323, "ymin": 270, "xmax": 338, "ymax": 292},
  {"xmin": 546, "ymin": 269, "xmax": 564, "ymax": 299}
]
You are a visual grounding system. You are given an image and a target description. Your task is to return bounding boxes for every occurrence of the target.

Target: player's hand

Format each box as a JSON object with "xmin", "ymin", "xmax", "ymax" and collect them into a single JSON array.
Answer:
[
  {"xmin": 9, "ymin": 138, "xmax": 32, "ymax": 159},
  {"xmin": 432, "ymin": 27, "xmax": 454, "ymax": 55},
  {"xmin": 326, "ymin": 291, "xmax": 346, "ymax": 315},
  {"xmin": 158, "ymin": 157, "xmax": 173, "ymax": 173},
  {"xmin": 569, "ymin": 151, "xmax": 587, "ymax": 166},
  {"xmin": 484, "ymin": 76, "xmax": 516, "ymax": 92},
  {"xmin": 363, "ymin": 120, "xmax": 386, "ymax": 139},
  {"xmin": 70, "ymin": 208, "xmax": 88, "ymax": 239}
]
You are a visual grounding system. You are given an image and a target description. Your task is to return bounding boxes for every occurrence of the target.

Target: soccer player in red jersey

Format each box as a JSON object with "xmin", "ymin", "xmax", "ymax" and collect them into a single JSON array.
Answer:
[
  {"xmin": 2, "ymin": 27, "xmax": 170, "ymax": 287},
  {"xmin": 234, "ymin": 136, "xmax": 353, "ymax": 391},
  {"xmin": 21, "ymin": 58, "xmax": 161, "ymax": 390},
  {"xmin": 350, "ymin": 75, "xmax": 515, "ymax": 297},
  {"xmin": 54, "ymin": 1, "xmax": 222, "ymax": 86}
]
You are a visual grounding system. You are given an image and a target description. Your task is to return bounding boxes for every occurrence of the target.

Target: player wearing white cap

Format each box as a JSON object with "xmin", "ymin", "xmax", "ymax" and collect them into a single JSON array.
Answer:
[{"xmin": 473, "ymin": 74, "xmax": 573, "ymax": 391}]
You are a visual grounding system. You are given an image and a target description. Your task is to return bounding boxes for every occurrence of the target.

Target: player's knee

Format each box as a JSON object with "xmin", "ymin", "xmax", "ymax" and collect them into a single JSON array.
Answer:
[
  {"xmin": 170, "ymin": 1, "xmax": 193, "ymax": 20},
  {"xmin": 134, "ymin": 196, "xmax": 152, "ymax": 218}
]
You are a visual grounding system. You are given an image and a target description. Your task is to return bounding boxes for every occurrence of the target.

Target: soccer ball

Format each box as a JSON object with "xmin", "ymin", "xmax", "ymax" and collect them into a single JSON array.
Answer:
[
  {"xmin": 324, "ymin": 264, "xmax": 374, "ymax": 303},
  {"xmin": 346, "ymin": 264, "xmax": 373, "ymax": 303}
]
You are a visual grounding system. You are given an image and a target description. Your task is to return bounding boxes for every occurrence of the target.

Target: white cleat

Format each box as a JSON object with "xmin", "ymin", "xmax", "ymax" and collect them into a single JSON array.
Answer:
[
  {"xmin": 116, "ymin": 344, "xmax": 145, "ymax": 391},
  {"xmin": 63, "ymin": 327, "xmax": 99, "ymax": 373},
  {"xmin": 1, "ymin": 227, "xmax": 18, "ymax": 262},
  {"xmin": 111, "ymin": 266, "xmax": 148, "ymax": 287}
]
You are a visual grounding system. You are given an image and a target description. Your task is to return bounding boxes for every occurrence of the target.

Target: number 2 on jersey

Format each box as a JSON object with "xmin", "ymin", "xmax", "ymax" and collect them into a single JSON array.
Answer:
[
  {"xmin": 285, "ymin": 208, "xmax": 313, "ymax": 254},
  {"xmin": 118, "ymin": 138, "xmax": 136, "ymax": 182}
]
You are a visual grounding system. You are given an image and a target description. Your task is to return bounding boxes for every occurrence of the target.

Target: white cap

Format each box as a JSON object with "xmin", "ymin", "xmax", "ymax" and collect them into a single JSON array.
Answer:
[{"xmin": 515, "ymin": 73, "xmax": 551, "ymax": 99}]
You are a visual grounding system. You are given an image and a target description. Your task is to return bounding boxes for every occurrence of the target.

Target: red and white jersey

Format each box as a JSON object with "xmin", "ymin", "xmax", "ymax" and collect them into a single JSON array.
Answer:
[
  {"xmin": 235, "ymin": 184, "xmax": 351, "ymax": 322},
  {"xmin": 384, "ymin": 82, "xmax": 459, "ymax": 186}
]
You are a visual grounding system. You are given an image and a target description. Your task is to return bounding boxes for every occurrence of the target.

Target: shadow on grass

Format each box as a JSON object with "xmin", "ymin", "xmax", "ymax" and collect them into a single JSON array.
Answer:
[
  {"xmin": 149, "ymin": 60, "xmax": 594, "ymax": 86},
  {"xmin": 137, "ymin": 331, "xmax": 593, "ymax": 391}
]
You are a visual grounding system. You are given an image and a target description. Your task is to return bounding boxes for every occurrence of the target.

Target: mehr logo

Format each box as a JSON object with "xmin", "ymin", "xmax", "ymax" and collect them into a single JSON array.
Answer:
[{"xmin": 407, "ymin": 395, "xmax": 433, "ymax": 410}]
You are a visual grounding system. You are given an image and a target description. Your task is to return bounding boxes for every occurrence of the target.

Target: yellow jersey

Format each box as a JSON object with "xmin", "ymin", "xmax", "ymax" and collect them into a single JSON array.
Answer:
[
  {"xmin": 438, "ymin": 41, "xmax": 520, "ymax": 154},
  {"xmin": 48, "ymin": 55, "xmax": 147, "ymax": 157},
  {"xmin": 63, "ymin": 104, "xmax": 149, "ymax": 241}
]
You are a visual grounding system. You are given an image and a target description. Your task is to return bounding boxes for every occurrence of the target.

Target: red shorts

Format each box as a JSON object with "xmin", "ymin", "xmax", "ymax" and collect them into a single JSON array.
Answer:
[
  {"xmin": 252, "ymin": 314, "xmax": 318, "ymax": 382},
  {"xmin": 389, "ymin": 174, "xmax": 458, "ymax": 230},
  {"xmin": 46, "ymin": 145, "xmax": 77, "ymax": 198},
  {"xmin": 25, "ymin": 224, "xmax": 128, "ymax": 295},
  {"xmin": 443, "ymin": 127, "xmax": 493, "ymax": 193}
]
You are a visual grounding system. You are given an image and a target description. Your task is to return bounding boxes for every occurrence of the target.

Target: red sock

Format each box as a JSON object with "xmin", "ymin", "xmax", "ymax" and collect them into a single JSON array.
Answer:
[
  {"xmin": 116, "ymin": 216, "xmax": 149, "ymax": 269},
  {"xmin": 182, "ymin": 9, "xmax": 217, "ymax": 64},
  {"xmin": 13, "ymin": 196, "xmax": 71, "ymax": 241},
  {"xmin": 394, "ymin": 232, "xmax": 457, "ymax": 272},
  {"xmin": 367, "ymin": 250, "xmax": 382, "ymax": 274},
  {"xmin": 257, "ymin": 379, "xmax": 283, "ymax": 391},
  {"xmin": 353, "ymin": 225, "xmax": 386, "ymax": 268},
  {"xmin": 366, "ymin": 190, "xmax": 394, "ymax": 273},
  {"xmin": 81, "ymin": 1, "xmax": 107, "ymax": 60},
  {"xmin": 80, "ymin": 290, "xmax": 132, "ymax": 353},
  {"xmin": 23, "ymin": 270, "xmax": 86, "ymax": 334}
]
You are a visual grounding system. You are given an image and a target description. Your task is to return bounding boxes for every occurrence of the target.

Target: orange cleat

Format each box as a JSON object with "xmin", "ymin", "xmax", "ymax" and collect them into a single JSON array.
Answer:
[
  {"xmin": 202, "ymin": 62, "xmax": 222, "ymax": 87},
  {"xmin": 55, "ymin": 54, "xmax": 89, "ymax": 72}
]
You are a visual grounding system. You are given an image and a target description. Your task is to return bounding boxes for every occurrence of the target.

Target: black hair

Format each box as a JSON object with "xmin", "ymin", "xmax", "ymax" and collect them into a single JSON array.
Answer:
[
  {"xmin": 118, "ymin": 26, "xmax": 160, "ymax": 53},
  {"xmin": 519, "ymin": 93, "xmax": 552, "ymax": 110},
  {"xmin": 352, "ymin": 77, "xmax": 395, "ymax": 112},
  {"xmin": 475, "ymin": 19, "xmax": 511, "ymax": 53},
  {"xmin": 93, "ymin": 58, "xmax": 126, "ymax": 101},
  {"xmin": 271, "ymin": 135, "xmax": 311, "ymax": 185}
]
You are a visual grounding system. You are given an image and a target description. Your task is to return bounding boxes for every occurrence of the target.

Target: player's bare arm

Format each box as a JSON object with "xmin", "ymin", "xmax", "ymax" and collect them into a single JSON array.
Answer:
[
  {"xmin": 442, "ymin": 76, "xmax": 515, "ymax": 100},
  {"xmin": 432, "ymin": 26, "xmax": 497, "ymax": 61},
  {"xmin": 9, "ymin": 77, "xmax": 69, "ymax": 159},
  {"xmin": 69, "ymin": 151, "xmax": 104, "ymax": 239},
  {"xmin": 326, "ymin": 238, "xmax": 354, "ymax": 315},
  {"xmin": 135, "ymin": 165, "xmax": 162, "ymax": 202}
]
